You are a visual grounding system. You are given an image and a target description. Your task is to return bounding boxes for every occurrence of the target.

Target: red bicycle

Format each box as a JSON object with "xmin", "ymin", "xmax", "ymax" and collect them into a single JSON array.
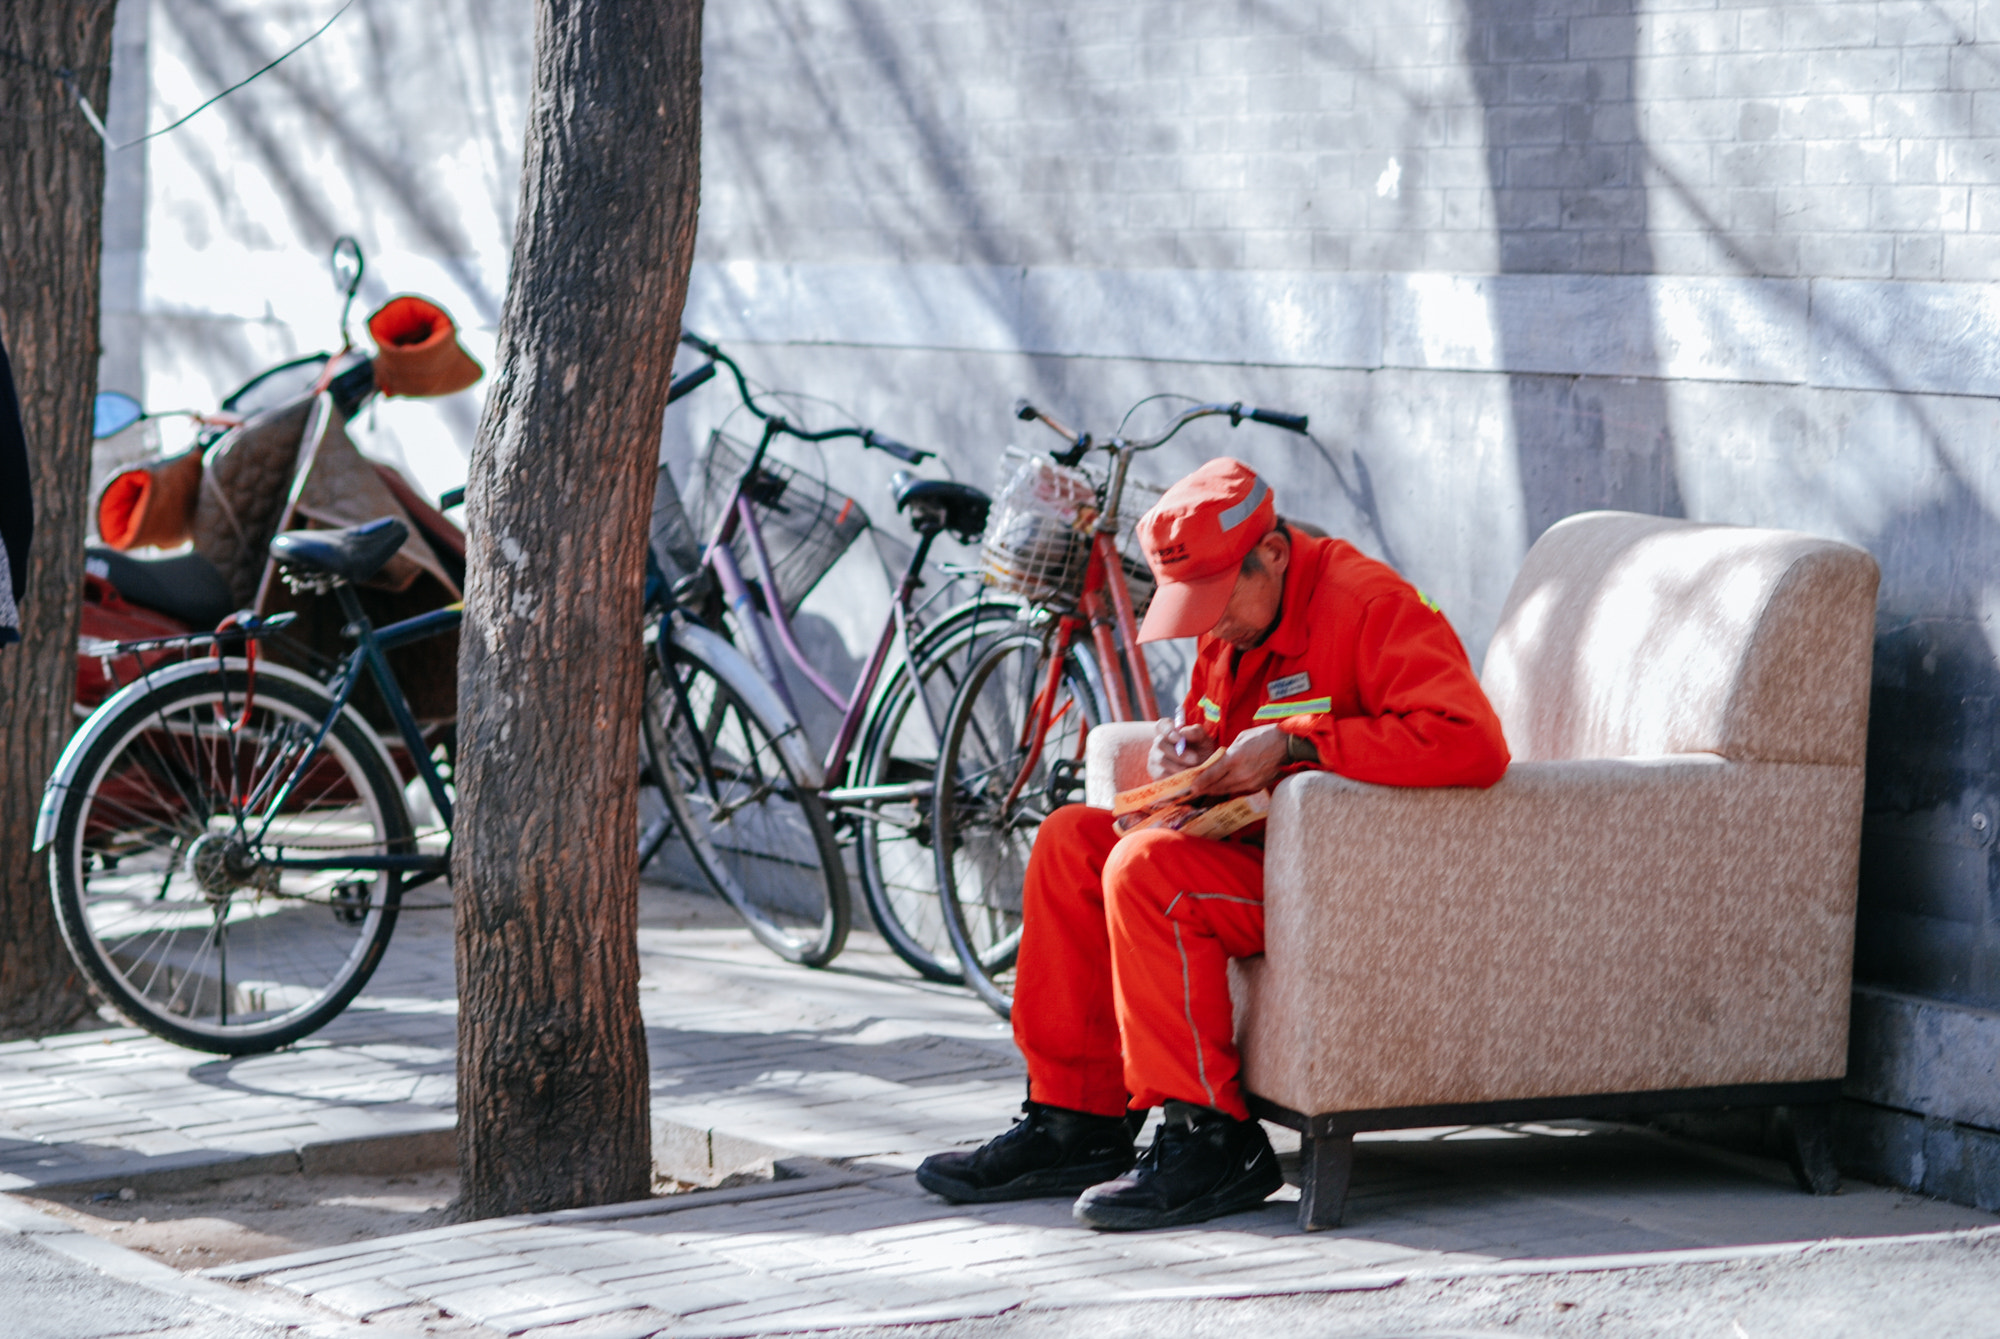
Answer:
[{"xmin": 930, "ymin": 396, "xmax": 1309, "ymax": 1016}]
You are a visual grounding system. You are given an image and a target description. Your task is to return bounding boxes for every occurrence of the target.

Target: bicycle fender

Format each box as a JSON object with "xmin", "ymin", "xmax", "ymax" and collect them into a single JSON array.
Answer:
[
  {"xmin": 35, "ymin": 657, "xmax": 400, "ymax": 852},
  {"xmin": 668, "ymin": 618, "xmax": 825, "ymax": 790}
]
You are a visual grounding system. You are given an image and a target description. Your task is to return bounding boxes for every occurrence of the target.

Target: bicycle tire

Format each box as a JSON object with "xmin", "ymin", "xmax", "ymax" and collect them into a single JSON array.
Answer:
[
  {"xmin": 931, "ymin": 628, "xmax": 1101, "ymax": 1018},
  {"xmin": 46, "ymin": 664, "xmax": 410, "ymax": 1055},
  {"xmin": 850, "ymin": 598, "xmax": 1026, "ymax": 983},
  {"xmin": 643, "ymin": 639, "xmax": 849, "ymax": 966}
]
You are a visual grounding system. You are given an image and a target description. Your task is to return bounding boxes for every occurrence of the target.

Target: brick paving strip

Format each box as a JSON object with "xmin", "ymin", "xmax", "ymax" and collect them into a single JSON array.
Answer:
[{"xmin": 2, "ymin": 885, "xmax": 1996, "ymax": 1336}]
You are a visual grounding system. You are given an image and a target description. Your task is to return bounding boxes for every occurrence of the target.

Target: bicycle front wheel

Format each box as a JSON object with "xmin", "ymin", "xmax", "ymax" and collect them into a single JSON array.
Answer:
[
  {"xmin": 643, "ymin": 641, "xmax": 849, "ymax": 966},
  {"xmin": 932, "ymin": 629, "xmax": 1100, "ymax": 1018},
  {"xmin": 45, "ymin": 664, "xmax": 410, "ymax": 1054},
  {"xmin": 851, "ymin": 598, "xmax": 1025, "ymax": 983}
]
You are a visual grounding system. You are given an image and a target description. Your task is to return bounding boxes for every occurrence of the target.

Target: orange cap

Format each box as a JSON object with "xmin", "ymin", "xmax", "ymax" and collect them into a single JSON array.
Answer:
[{"xmin": 1135, "ymin": 457, "xmax": 1276, "ymax": 642}]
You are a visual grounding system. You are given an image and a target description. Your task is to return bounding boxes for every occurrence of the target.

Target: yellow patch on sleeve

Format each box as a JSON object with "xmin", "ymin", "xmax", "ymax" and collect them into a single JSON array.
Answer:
[{"xmin": 1252, "ymin": 696, "xmax": 1333, "ymax": 721}]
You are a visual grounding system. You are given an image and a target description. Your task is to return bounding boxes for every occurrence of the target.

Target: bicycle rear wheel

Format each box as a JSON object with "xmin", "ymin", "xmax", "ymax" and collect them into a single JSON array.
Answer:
[
  {"xmin": 45, "ymin": 664, "xmax": 410, "ymax": 1054},
  {"xmin": 931, "ymin": 629, "xmax": 1100, "ymax": 1018},
  {"xmin": 643, "ymin": 640, "xmax": 849, "ymax": 966},
  {"xmin": 851, "ymin": 598, "xmax": 1024, "ymax": 983}
]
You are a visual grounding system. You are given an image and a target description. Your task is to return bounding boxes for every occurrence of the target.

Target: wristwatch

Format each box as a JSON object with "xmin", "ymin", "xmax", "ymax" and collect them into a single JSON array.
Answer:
[{"xmin": 1284, "ymin": 732, "xmax": 1319, "ymax": 765}]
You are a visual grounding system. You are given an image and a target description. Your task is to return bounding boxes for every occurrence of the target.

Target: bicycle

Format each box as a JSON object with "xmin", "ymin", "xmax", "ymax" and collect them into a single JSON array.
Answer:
[
  {"xmin": 37, "ymin": 517, "xmax": 460, "ymax": 1055},
  {"xmin": 39, "ymin": 345, "xmax": 721, "ymax": 1056},
  {"xmin": 930, "ymin": 396, "xmax": 1311, "ymax": 1017},
  {"xmin": 639, "ymin": 334, "xmax": 1026, "ymax": 975}
]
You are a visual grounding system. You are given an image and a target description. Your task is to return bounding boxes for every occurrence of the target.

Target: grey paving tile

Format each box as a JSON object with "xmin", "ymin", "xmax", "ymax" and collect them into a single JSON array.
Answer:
[
  {"xmin": 423, "ymin": 1274, "xmax": 589, "ymax": 1325},
  {"xmin": 514, "ymin": 1306, "xmax": 676, "ymax": 1339},
  {"xmin": 381, "ymin": 1255, "xmax": 552, "ymax": 1291},
  {"xmin": 580, "ymin": 1257, "xmax": 750, "ymax": 1289},
  {"xmin": 473, "ymin": 1274, "xmax": 627, "ymax": 1324},
  {"xmin": 619, "ymin": 1273, "xmax": 819, "ymax": 1319},
  {"xmin": 307, "ymin": 1278, "xmax": 424, "ymax": 1319}
]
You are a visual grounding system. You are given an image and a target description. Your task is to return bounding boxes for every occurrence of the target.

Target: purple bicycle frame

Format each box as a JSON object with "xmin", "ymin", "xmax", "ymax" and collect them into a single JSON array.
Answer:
[{"xmin": 701, "ymin": 493, "xmax": 938, "ymax": 790}]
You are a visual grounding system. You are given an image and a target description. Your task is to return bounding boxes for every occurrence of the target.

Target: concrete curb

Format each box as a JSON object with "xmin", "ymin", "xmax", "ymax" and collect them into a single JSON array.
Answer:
[
  {"xmin": 1015, "ymin": 1220, "xmax": 2000, "ymax": 1311},
  {"xmin": 0, "ymin": 1191, "xmax": 427, "ymax": 1339},
  {"xmin": 10, "ymin": 1112, "xmax": 785, "ymax": 1198},
  {"xmin": 19, "ymin": 1125, "xmax": 458, "ymax": 1197},
  {"xmin": 203, "ymin": 1156, "xmax": 863, "ymax": 1282}
]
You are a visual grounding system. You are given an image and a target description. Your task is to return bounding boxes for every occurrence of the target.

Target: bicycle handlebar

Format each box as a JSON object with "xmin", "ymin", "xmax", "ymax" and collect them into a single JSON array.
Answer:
[
  {"xmin": 1014, "ymin": 399, "xmax": 1093, "ymax": 466},
  {"xmin": 665, "ymin": 361, "xmax": 716, "ymax": 405},
  {"xmin": 1014, "ymin": 397, "xmax": 1310, "ymax": 457},
  {"xmin": 861, "ymin": 429, "xmax": 929, "ymax": 465},
  {"xmin": 678, "ymin": 330, "xmax": 934, "ymax": 462},
  {"xmin": 1245, "ymin": 405, "xmax": 1309, "ymax": 434}
]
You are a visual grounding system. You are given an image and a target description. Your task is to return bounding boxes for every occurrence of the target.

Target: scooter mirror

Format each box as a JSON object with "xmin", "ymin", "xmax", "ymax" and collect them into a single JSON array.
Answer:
[
  {"xmin": 330, "ymin": 236, "xmax": 364, "ymax": 298},
  {"xmin": 331, "ymin": 235, "xmax": 365, "ymax": 346},
  {"xmin": 93, "ymin": 391, "xmax": 145, "ymax": 440}
]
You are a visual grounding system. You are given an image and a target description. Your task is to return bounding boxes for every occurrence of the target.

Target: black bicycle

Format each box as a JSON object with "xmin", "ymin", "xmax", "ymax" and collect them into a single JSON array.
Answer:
[{"xmin": 38, "ymin": 516, "xmax": 458, "ymax": 1055}]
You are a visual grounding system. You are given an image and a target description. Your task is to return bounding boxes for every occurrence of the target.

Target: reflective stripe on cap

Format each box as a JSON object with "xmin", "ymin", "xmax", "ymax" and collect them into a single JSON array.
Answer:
[{"xmin": 1218, "ymin": 476, "xmax": 1270, "ymax": 531}]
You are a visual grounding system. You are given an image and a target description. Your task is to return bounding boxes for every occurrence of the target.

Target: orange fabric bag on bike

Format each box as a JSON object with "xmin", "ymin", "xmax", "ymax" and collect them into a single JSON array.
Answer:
[
  {"xmin": 95, "ymin": 448, "xmax": 202, "ymax": 551},
  {"xmin": 367, "ymin": 295, "xmax": 483, "ymax": 398}
]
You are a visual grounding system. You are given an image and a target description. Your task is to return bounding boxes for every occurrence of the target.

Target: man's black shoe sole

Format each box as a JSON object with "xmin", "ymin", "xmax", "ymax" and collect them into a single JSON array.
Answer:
[
  {"xmin": 915, "ymin": 1155, "xmax": 1134, "ymax": 1205},
  {"xmin": 1071, "ymin": 1158, "xmax": 1284, "ymax": 1231}
]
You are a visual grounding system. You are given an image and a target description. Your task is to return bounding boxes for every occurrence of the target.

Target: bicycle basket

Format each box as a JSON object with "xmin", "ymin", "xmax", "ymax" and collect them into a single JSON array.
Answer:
[
  {"xmin": 688, "ymin": 430, "xmax": 870, "ymax": 615},
  {"xmin": 981, "ymin": 456, "xmax": 1097, "ymax": 603}
]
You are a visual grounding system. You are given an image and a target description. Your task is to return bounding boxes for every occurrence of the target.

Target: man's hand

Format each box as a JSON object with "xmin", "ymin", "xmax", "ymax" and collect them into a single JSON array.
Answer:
[
  {"xmin": 1185, "ymin": 724, "xmax": 1293, "ymax": 797},
  {"xmin": 1147, "ymin": 711, "xmax": 1217, "ymax": 780}
]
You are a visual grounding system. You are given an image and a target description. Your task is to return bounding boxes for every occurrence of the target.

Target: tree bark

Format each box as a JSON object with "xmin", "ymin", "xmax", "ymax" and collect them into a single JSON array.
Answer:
[
  {"xmin": 0, "ymin": 2, "xmax": 117, "ymax": 1039},
  {"xmin": 452, "ymin": 0, "xmax": 702, "ymax": 1218}
]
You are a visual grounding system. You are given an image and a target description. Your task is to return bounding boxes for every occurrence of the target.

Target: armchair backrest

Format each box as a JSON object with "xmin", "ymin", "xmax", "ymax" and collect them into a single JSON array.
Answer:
[{"xmin": 1479, "ymin": 511, "xmax": 1880, "ymax": 766}]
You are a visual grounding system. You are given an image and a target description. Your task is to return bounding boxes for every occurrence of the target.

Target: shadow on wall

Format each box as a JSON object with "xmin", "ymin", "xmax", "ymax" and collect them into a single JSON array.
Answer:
[
  {"xmin": 1459, "ymin": 0, "xmax": 1684, "ymax": 539},
  {"xmin": 1854, "ymin": 479, "xmax": 2000, "ymax": 1011}
]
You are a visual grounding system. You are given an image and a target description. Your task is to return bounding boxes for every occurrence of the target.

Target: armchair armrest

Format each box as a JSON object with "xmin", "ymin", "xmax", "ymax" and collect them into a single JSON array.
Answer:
[
  {"xmin": 1084, "ymin": 722, "xmax": 1155, "ymax": 809},
  {"xmin": 1239, "ymin": 755, "xmax": 1864, "ymax": 1116}
]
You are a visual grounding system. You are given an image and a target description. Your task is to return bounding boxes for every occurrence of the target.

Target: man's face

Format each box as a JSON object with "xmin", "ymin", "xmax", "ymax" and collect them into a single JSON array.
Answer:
[{"xmin": 1207, "ymin": 531, "xmax": 1290, "ymax": 648}]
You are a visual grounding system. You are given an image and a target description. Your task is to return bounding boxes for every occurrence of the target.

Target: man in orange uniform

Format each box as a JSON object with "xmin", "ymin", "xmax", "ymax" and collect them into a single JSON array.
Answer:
[{"xmin": 917, "ymin": 457, "xmax": 1510, "ymax": 1230}]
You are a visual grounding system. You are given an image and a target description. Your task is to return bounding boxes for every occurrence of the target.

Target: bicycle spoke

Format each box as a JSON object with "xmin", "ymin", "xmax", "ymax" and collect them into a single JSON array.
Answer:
[{"xmin": 50, "ymin": 666, "xmax": 410, "ymax": 1053}]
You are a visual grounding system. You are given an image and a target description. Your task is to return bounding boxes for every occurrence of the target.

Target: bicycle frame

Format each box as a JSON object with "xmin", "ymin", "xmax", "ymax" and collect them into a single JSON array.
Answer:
[
  {"xmin": 693, "ymin": 470, "xmax": 958, "ymax": 807},
  {"xmin": 668, "ymin": 369, "xmax": 988, "ymax": 817},
  {"xmin": 242, "ymin": 586, "xmax": 459, "ymax": 886},
  {"xmin": 991, "ymin": 478, "xmax": 1160, "ymax": 816}
]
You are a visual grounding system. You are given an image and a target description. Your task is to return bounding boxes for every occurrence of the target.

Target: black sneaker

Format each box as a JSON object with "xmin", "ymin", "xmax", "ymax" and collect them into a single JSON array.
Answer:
[
  {"xmin": 916, "ymin": 1102, "xmax": 1137, "ymax": 1204},
  {"xmin": 1072, "ymin": 1100, "xmax": 1283, "ymax": 1230}
]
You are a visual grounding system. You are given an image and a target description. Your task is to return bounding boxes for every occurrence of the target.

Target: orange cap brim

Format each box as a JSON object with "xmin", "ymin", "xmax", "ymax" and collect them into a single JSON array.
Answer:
[{"xmin": 1137, "ymin": 567, "xmax": 1239, "ymax": 643}]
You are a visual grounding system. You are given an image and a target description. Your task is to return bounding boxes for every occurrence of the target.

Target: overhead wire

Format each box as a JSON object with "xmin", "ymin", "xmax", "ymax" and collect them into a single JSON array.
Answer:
[{"xmin": 0, "ymin": 0, "xmax": 351, "ymax": 150}]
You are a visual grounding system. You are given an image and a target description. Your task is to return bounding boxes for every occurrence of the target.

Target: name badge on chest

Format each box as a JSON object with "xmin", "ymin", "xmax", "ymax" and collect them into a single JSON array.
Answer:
[{"xmin": 1266, "ymin": 671, "xmax": 1310, "ymax": 700}]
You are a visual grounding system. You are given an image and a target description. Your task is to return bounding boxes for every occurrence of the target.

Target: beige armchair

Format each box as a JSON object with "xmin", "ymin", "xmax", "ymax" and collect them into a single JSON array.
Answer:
[{"xmin": 1085, "ymin": 510, "xmax": 1881, "ymax": 1229}]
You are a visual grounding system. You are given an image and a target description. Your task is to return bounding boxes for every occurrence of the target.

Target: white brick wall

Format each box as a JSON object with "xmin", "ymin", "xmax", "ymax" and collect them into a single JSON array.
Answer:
[
  {"xmin": 699, "ymin": 2, "xmax": 2000, "ymax": 283},
  {"xmin": 96, "ymin": 0, "xmax": 2000, "ymax": 1134}
]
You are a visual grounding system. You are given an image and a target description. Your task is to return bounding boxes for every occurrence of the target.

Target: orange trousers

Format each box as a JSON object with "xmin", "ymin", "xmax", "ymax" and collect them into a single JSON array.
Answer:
[{"xmin": 1013, "ymin": 804, "xmax": 1266, "ymax": 1122}]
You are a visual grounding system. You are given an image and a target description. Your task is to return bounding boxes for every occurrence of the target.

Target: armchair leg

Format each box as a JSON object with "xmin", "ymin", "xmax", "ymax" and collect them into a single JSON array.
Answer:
[
  {"xmin": 1297, "ymin": 1132, "xmax": 1354, "ymax": 1231},
  {"xmin": 1783, "ymin": 1103, "xmax": 1840, "ymax": 1196}
]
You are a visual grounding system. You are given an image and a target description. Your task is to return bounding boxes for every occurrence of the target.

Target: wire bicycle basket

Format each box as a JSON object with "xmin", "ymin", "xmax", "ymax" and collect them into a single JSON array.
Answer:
[
  {"xmin": 982, "ymin": 454, "xmax": 1163, "ymax": 616},
  {"xmin": 688, "ymin": 429, "xmax": 870, "ymax": 616},
  {"xmin": 980, "ymin": 456, "xmax": 1096, "ymax": 604}
]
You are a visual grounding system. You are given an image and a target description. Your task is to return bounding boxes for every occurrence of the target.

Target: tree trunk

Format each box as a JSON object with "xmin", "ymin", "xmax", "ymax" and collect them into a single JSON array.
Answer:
[
  {"xmin": 0, "ymin": 2, "xmax": 117, "ymax": 1039},
  {"xmin": 452, "ymin": 0, "xmax": 702, "ymax": 1218}
]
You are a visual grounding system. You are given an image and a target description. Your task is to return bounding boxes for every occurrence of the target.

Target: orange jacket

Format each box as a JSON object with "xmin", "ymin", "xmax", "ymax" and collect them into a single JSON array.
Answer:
[{"xmin": 1182, "ymin": 533, "xmax": 1510, "ymax": 789}]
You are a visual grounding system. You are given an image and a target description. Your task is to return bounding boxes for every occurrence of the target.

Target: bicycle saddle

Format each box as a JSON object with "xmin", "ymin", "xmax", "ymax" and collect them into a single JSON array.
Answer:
[
  {"xmin": 269, "ymin": 517, "xmax": 408, "ymax": 586},
  {"xmin": 892, "ymin": 474, "xmax": 991, "ymax": 542},
  {"xmin": 87, "ymin": 546, "xmax": 236, "ymax": 628}
]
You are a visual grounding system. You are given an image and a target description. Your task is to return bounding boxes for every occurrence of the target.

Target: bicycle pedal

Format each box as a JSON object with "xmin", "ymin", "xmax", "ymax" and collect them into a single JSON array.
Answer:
[{"xmin": 1045, "ymin": 758, "xmax": 1087, "ymax": 808}]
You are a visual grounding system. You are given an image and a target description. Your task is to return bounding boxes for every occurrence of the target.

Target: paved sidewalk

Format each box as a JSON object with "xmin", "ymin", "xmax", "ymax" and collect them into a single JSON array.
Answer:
[
  {"xmin": 2, "ymin": 881, "xmax": 1994, "ymax": 1337},
  {"xmin": 0, "ymin": 1191, "xmax": 406, "ymax": 1339}
]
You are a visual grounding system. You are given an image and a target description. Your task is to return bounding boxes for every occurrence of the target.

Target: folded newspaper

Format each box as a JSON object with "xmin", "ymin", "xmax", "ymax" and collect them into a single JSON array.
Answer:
[{"xmin": 1111, "ymin": 749, "xmax": 1271, "ymax": 841}]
